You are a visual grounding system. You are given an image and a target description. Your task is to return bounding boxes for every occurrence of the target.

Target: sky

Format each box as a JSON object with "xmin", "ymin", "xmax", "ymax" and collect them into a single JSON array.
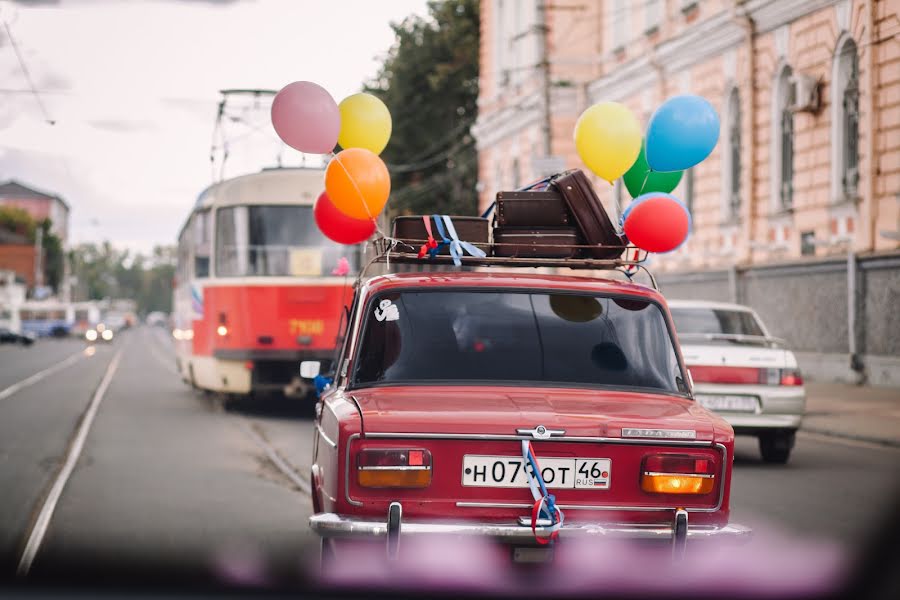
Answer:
[{"xmin": 0, "ymin": 0, "xmax": 429, "ymax": 253}]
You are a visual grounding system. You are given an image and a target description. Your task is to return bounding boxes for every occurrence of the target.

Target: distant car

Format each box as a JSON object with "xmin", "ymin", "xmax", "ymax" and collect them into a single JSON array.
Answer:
[
  {"xmin": 84, "ymin": 323, "xmax": 115, "ymax": 343},
  {"xmin": 145, "ymin": 311, "xmax": 168, "ymax": 327},
  {"xmin": 668, "ymin": 300, "xmax": 805, "ymax": 464},
  {"xmin": 0, "ymin": 327, "xmax": 35, "ymax": 346},
  {"xmin": 103, "ymin": 313, "xmax": 127, "ymax": 332}
]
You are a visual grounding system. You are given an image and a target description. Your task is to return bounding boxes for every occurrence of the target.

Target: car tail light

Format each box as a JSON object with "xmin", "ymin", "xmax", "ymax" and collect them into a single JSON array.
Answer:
[
  {"xmin": 641, "ymin": 453, "xmax": 716, "ymax": 495},
  {"xmin": 779, "ymin": 369, "xmax": 803, "ymax": 386},
  {"xmin": 357, "ymin": 448, "xmax": 432, "ymax": 488},
  {"xmin": 691, "ymin": 366, "xmax": 804, "ymax": 386}
]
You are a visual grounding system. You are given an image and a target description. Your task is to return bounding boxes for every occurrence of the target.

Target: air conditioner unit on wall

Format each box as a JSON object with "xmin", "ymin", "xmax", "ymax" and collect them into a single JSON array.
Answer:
[{"xmin": 788, "ymin": 74, "xmax": 820, "ymax": 113}]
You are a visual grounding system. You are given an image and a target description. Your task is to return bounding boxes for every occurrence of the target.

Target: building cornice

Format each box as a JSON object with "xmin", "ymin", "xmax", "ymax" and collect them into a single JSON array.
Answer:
[
  {"xmin": 653, "ymin": 10, "xmax": 745, "ymax": 73},
  {"xmin": 741, "ymin": 0, "xmax": 842, "ymax": 35},
  {"xmin": 587, "ymin": 0, "xmax": 841, "ymax": 102},
  {"xmin": 471, "ymin": 91, "xmax": 542, "ymax": 150}
]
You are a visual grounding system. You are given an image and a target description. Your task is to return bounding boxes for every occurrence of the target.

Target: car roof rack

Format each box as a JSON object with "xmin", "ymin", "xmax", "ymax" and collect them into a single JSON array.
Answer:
[{"xmin": 356, "ymin": 236, "xmax": 659, "ymax": 291}]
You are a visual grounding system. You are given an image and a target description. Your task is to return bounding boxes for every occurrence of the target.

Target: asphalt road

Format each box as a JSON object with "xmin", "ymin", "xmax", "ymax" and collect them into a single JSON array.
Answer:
[{"xmin": 0, "ymin": 328, "xmax": 898, "ymax": 588}]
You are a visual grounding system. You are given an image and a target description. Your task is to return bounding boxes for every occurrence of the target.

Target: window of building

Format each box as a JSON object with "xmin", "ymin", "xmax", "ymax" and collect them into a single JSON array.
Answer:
[
  {"xmin": 725, "ymin": 88, "xmax": 741, "ymax": 220},
  {"xmin": 832, "ymin": 36, "xmax": 860, "ymax": 202},
  {"xmin": 645, "ymin": 0, "xmax": 662, "ymax": 34},
  {"xmin": 800, "ymin": 231, "xmax": 816, "ymax": 256},
  {"xmin": 611, "ymin": 0, "xmax": 629, "ymax": 51},
  {"xmin": 772, "ymin": 64, "xmax": 794, "ymax": 211}
]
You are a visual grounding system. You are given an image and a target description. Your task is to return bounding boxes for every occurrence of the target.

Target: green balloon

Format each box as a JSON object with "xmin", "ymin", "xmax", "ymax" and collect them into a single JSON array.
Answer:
[{"xmin": 623, "ymin": 141, "xmax": 683, "ymax": 199}]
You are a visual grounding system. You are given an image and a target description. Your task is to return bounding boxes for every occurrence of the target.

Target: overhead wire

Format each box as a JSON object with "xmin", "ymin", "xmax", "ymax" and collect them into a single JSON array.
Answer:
[{"xmin": 2, "ymin": 17, "xmax": 54, "ymax": 125}]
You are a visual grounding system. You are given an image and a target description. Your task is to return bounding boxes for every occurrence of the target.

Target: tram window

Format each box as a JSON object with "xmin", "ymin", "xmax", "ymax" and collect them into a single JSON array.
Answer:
[
  {"xmin": 193, "ymin": 210, "xmax": 211, "ymax": 279},
  {"xmin": 216, "ymin": 205, "xmax": 360, "ymax": 277}
]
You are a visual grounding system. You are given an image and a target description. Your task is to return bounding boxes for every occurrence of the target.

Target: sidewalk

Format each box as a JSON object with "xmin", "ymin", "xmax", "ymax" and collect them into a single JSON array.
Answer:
[{"xmin": 802, "ymin": 382, "xmax": 900, "ymax": 447}]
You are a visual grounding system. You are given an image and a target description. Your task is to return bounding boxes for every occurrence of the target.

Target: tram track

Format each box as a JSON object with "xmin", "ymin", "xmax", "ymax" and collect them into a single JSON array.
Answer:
[{"xmin": 14, "ymin": 343, "xmax": 126, "ymax": 576}]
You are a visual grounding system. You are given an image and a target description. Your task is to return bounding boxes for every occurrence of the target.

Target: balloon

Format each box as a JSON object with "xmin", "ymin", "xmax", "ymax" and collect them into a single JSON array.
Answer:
[
  {"xmin": 645, "ymin": 95, "xmax": 720, "ymax": 172},
  {"xmin": 314, "ymin": 191, "xmax": 376, "ymax": 245},
  {"xmin": 622, "ymin": 193, "xmax": 691, "ymax": 253},
  {"xmin": 271, "ymin": 81, "xmax": 340, "ymax": 153},
  {"xmin": 623, "ymin": 140, "xmax": 683, "ymax": 199},
  {"xmin": 574, "ymin": 101, "xmax": 642, "ymax": 183},
  {"xmin": 324, "ymin": 148, "xmax": 391, "ymax": 220},
  {"xmin": 549, "ymin": 295, "xmax": 603, "ymax": 322},
  {"xmin": 338, "ymin": 93, "xmax": 392, "ymax": 155}
]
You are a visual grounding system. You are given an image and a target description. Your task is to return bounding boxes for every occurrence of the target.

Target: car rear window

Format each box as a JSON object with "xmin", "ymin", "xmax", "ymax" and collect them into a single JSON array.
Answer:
[
  {"xmin": 352, "ymin": 290, "xmax": 686, "ymax": 394},
  {"xmin": 670, "ymin": 307, "xmax": 765, "ymax": 337}
]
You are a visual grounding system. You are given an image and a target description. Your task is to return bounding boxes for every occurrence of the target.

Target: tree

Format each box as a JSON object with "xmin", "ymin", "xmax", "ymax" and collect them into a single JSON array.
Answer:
[
  {"xmin": 365, "ymin": 0, "xmax": 480, "ymax": 217},
  {"xmin": 69, "ymin": 242, "xmax": 176, "ymax": 314},
  {"xmin": 0, "ymin": 207, "xmax": 64, "ymax": 292}
]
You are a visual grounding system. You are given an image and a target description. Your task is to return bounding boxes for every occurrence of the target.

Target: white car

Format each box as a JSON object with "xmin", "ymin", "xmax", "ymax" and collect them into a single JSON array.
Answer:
[{"xmin": 668, "ymin": 300, "xmax": 805, "ymax": 464}]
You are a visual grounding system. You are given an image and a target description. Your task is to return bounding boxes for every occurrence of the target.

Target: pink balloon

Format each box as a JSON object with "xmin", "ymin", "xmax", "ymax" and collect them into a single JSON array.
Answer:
[{"xmin": 271, "ymin": 81, "xmax": 340, "ymax": 153}]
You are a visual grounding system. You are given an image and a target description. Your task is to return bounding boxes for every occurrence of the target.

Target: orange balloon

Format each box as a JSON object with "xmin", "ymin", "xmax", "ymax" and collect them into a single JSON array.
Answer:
[{"xmin": 324, "ymin": 148, "xmax": 391, "ymax": 220}]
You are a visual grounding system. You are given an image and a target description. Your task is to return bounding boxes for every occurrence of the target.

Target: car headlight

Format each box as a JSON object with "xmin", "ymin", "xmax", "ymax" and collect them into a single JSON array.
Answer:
[
  {"xmin": 101, "ymin": 329, "xmax": 113, "ymax": 341},
  {"xmin": 85, "ymin": 329, "xmax": 98, "ymax": 341}
]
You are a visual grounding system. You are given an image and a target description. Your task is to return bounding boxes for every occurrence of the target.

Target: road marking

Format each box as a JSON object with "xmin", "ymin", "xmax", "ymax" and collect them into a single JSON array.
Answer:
[
  {"xmin": 798, "ymin": 430, "xmax": 900, "ymax": 452},
  {"xmin": 16, "ymin": 347, "xmax": 125, "ymax": 576},
  {"xmin": 0, "ymin": 348, "xmax": 90, "ymax": 402},
  {"xmin": 236, "ymin": 419, "xmax": 312, "ymax": 496}
]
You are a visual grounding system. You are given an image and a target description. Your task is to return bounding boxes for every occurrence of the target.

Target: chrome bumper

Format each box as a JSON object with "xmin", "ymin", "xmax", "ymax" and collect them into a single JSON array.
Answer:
[{"xmin": 309, "ymin": 509, "xmax": 751, "ymax": 545}]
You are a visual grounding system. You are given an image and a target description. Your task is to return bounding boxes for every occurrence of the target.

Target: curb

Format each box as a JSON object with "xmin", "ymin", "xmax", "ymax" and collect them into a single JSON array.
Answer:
[{"xmin": 800, "ymin": 426, "xmax": 900, "ymax": 449}]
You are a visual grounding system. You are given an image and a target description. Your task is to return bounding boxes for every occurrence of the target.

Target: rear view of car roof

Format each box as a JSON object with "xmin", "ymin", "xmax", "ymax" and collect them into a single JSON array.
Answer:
[{"xmin": 363, "ymin": 272, "xmax": 660, "ymax": 300}]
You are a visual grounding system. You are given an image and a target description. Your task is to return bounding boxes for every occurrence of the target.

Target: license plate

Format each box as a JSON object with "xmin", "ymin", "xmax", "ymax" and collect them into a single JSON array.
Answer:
[
  {"xmin": 461, "ymin": 455, "xmax": 610, "ymax": 489},
  {"xmin": 696, "ymin": 394, "xmax": 758, "ymax": 412}
]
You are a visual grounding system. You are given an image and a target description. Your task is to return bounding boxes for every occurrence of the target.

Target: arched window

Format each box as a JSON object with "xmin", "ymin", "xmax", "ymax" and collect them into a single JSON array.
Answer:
[
  {"xmin": 772, "ymin": 65, "xmax": 794, "ymax": 211},
  {"xmin": 832, "ymin": 36, "xmax": 860, "ymax": 201},
  {"xmin": 723, "ymin": 87, "xmax": 741, "ymax": 220}
]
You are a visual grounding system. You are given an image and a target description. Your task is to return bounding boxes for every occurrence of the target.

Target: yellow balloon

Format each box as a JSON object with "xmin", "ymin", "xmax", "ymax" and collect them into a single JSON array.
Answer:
[
  {"xmin": 337, "ymin": 93, "xmax": 392, "ymax": 155},
  {"xmin": 574, "ymin": 102, "xmax": 642, "ymax": 183}
]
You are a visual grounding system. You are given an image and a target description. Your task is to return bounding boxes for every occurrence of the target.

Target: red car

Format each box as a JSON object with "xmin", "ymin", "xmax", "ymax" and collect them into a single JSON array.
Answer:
[{"xmin": 307, "ymin": 271, "xmax": 750, "ymax": 560}]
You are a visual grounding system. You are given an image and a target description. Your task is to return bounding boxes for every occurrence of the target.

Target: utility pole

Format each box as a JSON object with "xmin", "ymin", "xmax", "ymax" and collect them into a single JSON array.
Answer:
[
  {"xmin": 537, "ymin": 0, "xmax": 552, "ymax": 157},
  {"xmin": 33, "ymin": 226, "xmax": 43, "ymax": 290}
]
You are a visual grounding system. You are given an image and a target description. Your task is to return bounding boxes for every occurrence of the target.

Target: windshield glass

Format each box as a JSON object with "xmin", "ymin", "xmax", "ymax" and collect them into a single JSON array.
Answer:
[
  {"xmin": 353, "ymin": 290, "xmax": 686, "ymax": 393},
  {"xmin": 215, "ymin": 205, "xmax": 359, "ymax": 277},
  {"xmin": 670, "ymin": 307, "xmax": 765, "ymax": 337}
]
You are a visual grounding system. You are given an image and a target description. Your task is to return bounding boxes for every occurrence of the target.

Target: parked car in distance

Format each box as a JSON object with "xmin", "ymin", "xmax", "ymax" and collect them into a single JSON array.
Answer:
[
  {"xmin": 0, "ymin": 327, "xmax": 35, "ymax": 346},
  {"xmin": 306, "ymin": 272, "xmax": 749, "ymax": 563},
  {"xmin": 84, "ymin": 322, "xmax": 115, "ymax": 343},
  {"xmin": 668, "ymin": 300, "xmax": 805, "ymax": 464}
]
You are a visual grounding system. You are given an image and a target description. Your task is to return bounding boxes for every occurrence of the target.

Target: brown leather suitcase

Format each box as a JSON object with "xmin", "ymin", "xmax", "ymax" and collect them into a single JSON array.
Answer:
[
  {"xmin": 493, "ymin": 227, "xmax": 581, "ymax": 258},
  {"xmin": 495, "ymin": 190, "xmax": 572, "ymax": 227},
  {"xmin": 553, "ymin": 170, "xmax": 626, "ymax": 259},
  {"xmin": 391, "ymin": 215, "xmax": 490, "ymax": 255}
]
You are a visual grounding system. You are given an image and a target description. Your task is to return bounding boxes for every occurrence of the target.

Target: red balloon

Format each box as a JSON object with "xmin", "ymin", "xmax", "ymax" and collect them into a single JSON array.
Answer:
[
  {"xmin": 314, "ymin": 191, "xmax": 376, "ymax": 245},
  {"xmin": 622, "ymin": 193, "xmax": 691, "ymax": 253}
]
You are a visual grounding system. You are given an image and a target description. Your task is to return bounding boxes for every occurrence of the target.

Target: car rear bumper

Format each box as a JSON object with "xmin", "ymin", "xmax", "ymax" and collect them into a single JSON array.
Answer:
[
  {"xmin": 309, "ymin": 511, "xmax": 751, "ymax": 544},
  {"xmin": 693, "ymin": 383, "xmax": 805, "ymax": 431}
]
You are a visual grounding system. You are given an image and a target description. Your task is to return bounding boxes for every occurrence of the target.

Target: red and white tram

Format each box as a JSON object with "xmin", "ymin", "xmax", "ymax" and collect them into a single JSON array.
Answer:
[{"xmin": 173, "ymin": 167, "xmax": 358, "ymax": 398}]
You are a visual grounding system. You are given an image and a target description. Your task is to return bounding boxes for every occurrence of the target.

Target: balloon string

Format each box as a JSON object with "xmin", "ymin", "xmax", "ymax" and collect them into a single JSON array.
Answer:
[
  {"xmin": 330, "ymin": 153, "xmax": 384, "ymax": 237},
  {"xmin": 638, "ymin": 169, "xmax": 651, "ymax": 195}
]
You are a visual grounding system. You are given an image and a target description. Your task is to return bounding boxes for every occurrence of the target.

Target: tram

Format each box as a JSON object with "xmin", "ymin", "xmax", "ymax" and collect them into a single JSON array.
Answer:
[{"xmin": 172, "ymin": 167, "xmax": 359, "ymax": 399}]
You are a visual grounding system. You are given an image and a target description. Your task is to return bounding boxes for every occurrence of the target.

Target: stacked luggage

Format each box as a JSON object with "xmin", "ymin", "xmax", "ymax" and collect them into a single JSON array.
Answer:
[
  {"xmin": 390, "ymin": 169, "xmax": 627, "ymax": 261},
  {"xmin": 493, "ymin": 169, "xmax": 626, "ymax": 259}
]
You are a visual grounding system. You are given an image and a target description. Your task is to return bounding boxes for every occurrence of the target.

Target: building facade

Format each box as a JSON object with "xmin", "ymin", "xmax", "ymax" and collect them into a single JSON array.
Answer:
[
  {"xmin": 474, "ymin": 0, "xmax": 900, "ymax": 385},
  {"xmin": 0, "ymin": 180, "xmax": 70, "ymax": 244}
]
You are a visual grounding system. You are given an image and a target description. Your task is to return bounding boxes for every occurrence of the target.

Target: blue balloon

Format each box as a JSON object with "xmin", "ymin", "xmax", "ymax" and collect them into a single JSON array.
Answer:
[{"xmin": 645, "ymin": 95, "xmax": 720, "ymax": 172}]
